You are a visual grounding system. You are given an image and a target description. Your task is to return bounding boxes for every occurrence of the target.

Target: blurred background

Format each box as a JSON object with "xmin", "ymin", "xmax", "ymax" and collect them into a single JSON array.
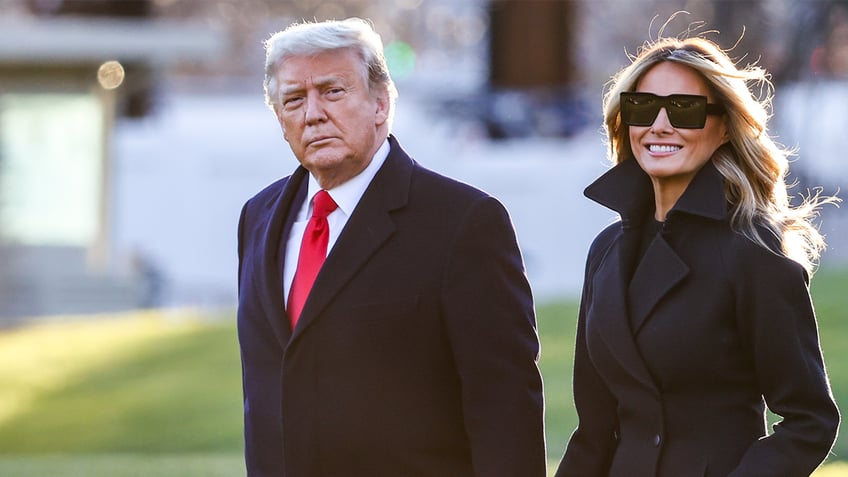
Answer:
[
  {"xmin": 0, "ymin": 0, "xmax": 848, "ymax": 323},
  {"xmin": 0, "ymin": 0, "xmax": 846, "ymax": 322},
  {"xmin": 1, "ymin": 1, "xmax": 848, "ymax": 475}
]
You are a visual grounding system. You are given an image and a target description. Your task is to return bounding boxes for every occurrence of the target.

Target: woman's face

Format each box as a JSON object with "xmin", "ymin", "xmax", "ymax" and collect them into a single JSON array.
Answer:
[{"xmin": 628, "ymin": 61, "xmax": 728, "ymax": 198}]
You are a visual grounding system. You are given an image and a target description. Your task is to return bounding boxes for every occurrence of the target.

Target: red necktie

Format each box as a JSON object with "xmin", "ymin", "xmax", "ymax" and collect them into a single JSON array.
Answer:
[{"xmin": 287, "ymin": 190, "xmax": 338, "ymax": 328}]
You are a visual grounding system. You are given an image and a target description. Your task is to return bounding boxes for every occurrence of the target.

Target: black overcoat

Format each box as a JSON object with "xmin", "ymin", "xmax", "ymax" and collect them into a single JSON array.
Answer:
[
  {"xmin": 237, "ymin": 135, "xmax": 546, "ymax": 477},
  {"xmin": 555, "ymin": 159, "xmax": 839, "ymax": 477}
]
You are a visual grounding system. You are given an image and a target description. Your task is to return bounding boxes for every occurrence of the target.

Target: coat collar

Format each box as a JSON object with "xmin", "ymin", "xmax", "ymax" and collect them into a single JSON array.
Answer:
[{"xmin": 584, "ymin": 158, "xmax": 729, "ymax": 225}]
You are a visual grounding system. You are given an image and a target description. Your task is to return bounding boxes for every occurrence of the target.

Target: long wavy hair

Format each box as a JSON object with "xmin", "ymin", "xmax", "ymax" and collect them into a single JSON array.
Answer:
[{"xmin": 603, "ymin": 33, "xmax": 838, "ymax": 274}]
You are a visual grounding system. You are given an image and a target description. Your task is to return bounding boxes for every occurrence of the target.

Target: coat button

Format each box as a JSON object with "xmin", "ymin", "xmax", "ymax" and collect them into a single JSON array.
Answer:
[{"xmin": 653, "ymin": 434, "xmax": 661, "ymax": 447}]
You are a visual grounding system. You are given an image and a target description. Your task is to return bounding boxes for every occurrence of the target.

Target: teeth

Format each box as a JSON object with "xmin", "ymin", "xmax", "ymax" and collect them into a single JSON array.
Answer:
[{"xmin": 649, "ymin": 144, "xmax": 681, "ymax": 153}]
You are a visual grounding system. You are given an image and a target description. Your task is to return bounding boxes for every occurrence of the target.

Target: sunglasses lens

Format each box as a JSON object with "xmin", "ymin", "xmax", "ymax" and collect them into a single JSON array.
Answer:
[
  {"xmin": 666, "ymin": 96, "xmax": 706, "ymax": 128},
  {"xmin": 621, "ymin": 93, "xmax": 660, "ymax": 126},
  {"xmin": 620, "ymin": 93, "xmax": 709, "ymax": 129}
]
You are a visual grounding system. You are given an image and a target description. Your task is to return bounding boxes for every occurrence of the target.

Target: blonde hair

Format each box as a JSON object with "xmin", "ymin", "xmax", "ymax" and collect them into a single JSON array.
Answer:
[{"xmin": 603, "ymin": 35, "xmax": 838, "ymax": 274}]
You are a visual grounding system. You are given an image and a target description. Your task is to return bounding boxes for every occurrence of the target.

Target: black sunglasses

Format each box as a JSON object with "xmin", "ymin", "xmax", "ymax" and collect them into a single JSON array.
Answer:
[{"xmin": 620, "ymin": 92, "xmax": 725, "ymax": 129}]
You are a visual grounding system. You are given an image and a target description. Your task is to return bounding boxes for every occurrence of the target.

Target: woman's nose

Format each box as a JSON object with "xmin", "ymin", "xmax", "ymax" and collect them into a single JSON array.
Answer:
[{"xmin": 650, "ymin": 107, "xmax": 674, "ymax": 132}]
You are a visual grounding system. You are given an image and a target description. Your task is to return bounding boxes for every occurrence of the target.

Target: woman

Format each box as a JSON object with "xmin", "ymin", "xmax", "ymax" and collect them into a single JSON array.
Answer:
[{"xmin": 554, "ymin": 35, "xmax": 840, "ymax": 477}]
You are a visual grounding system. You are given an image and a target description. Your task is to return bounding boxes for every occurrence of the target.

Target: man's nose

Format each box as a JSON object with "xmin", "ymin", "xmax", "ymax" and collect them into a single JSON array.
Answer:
[{"xmin": 304, "ymin": 92, "xmax": 327, "ymax": 124}]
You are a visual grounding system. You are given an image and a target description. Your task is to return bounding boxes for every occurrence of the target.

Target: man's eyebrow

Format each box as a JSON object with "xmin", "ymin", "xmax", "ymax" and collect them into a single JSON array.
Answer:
[
  {"xmin": 280, "ymin": 75, "xmax": 346, "ymax": 96},
  {"xmin": 311, "ymin": 75, "xmax": 345, "ymax": 87}
]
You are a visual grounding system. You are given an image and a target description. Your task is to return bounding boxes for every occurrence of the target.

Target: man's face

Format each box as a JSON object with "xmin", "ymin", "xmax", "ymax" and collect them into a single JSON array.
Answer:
[{"xmin": 274, "ymin": 49, "xmax": 390, "ymax": 189}]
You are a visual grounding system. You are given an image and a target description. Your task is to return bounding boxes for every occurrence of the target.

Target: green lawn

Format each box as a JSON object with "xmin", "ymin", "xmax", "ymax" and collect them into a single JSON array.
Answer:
[
  {"xmin": 0, "ymin": 310, "xmax": 242, "ymax": 454},
  {"xmin": 812, "ymin": 266, "xmax": 848, "ymax": 465},
  {"xmin": 0, "ymin": 267, "xmax": 846, "ymax": 476},
  {"xmin": 0, "ymin": 454, "xmax": 244, "ymax": 477}
]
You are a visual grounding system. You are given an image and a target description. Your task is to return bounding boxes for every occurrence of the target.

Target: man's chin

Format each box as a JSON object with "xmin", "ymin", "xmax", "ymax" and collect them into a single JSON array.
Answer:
[{"xmin": 303, "ymin": 151, "xmax": 345, "ymax": 169}]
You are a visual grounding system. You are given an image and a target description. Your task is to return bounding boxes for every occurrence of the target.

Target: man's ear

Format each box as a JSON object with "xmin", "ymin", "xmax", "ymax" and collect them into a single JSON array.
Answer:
[{"xmin": 374, "ymin": 90, "xmax": 390, "ymax": 126}]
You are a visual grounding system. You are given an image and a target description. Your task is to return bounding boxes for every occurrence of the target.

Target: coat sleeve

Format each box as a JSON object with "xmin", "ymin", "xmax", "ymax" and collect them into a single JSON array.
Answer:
[
  {"xmin": 237, "ymin": 198, "xmax": 286, "ymax": 477},
  {"xmin": 554, "ymin": 229, "xmax": 620, "ymax": 477},
  {"xmin": 441, "ymin": 195, "xmax": 547, "ymax": 477},
  {"xmin": 727, "ymin": 243, "xmax": 840, "ymax": 477}
]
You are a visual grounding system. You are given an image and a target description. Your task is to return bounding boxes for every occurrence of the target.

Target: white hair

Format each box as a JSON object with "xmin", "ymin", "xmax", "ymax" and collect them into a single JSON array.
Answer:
[{"xmin": 263, "ymin": 18, "xmax": 398, "ymax": 127}]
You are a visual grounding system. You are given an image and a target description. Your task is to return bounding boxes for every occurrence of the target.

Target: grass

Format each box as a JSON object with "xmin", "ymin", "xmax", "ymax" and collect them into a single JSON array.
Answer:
[
  {"xmin": 538, "ymin": 300, "xmax": 580, "ymax": 460},
  {"xmin": 0, "ymin": 309, "xmax": 242, "ymax": 454},
  {"xmin": 0, "ymin": 267, "xmax": 846, "ymax": 476},
  {"xmin": 0, "ymin": 454, "xmax": 243, "ymax": 477},
  {"xmin": 813, "ymin": 266, "xmax": 848, "ymax": 464}
]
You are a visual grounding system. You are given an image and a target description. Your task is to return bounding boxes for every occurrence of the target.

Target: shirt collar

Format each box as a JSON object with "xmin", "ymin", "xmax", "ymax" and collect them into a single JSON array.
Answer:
[
  {"xmin": 584, "ymin": 158, "xmax": 729, "ymax": 223},
  {"xmin": 305, "ymin": 137, "xmax": 390, "ymax": 216}
]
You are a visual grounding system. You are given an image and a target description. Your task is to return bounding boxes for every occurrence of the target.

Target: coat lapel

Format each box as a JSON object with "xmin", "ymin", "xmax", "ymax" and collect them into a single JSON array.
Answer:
[
  {"xmin": 255, "ymin": 167, "xmax": 308, "ymax": 347},
  {"xmin": 289, "ymin": 137, "xmax": 412, "ymax": 342},
  {"xmin": 628, "ymin": 235, "xmax": 689, "ymax": 333},
  {"xmin": 589, "ymin": 229, "xmax": 659, "ymax": 392}
]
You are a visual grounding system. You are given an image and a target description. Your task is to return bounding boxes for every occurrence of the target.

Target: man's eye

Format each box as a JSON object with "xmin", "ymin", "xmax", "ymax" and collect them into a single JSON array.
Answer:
[{"xmin": 283, "ymin": 97, "xmax": 303, "ymax": 108}]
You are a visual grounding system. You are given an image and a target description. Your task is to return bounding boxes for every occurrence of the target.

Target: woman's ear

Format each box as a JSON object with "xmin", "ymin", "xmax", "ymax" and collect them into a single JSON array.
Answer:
[{"xmin": 720, "ymin": 117, "xmax": 731, "ymax": 144}]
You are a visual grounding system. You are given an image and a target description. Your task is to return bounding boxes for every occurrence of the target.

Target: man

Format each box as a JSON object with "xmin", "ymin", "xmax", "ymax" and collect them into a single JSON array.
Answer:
[{"xmin": 237, "ymin": 18, "xmax": 545, "ymax": 477}]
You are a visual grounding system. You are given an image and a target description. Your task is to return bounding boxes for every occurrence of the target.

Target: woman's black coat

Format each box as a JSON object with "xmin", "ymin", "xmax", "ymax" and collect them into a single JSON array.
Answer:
[{"xmin": 555, "ymin": 159, "xmax": 839, "ymax": 477}]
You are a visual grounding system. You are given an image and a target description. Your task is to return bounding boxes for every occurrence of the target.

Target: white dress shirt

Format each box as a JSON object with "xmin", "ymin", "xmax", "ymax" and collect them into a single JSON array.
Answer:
[{"xmin": 283, "ymin": 138, "xmax": 390, "ymax": 305}]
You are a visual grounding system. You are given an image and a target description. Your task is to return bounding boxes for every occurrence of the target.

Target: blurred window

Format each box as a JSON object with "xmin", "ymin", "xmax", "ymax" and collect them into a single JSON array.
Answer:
[{"xmin": 0, "ymin": 93, "xmax": 103, "ymax": 246}]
